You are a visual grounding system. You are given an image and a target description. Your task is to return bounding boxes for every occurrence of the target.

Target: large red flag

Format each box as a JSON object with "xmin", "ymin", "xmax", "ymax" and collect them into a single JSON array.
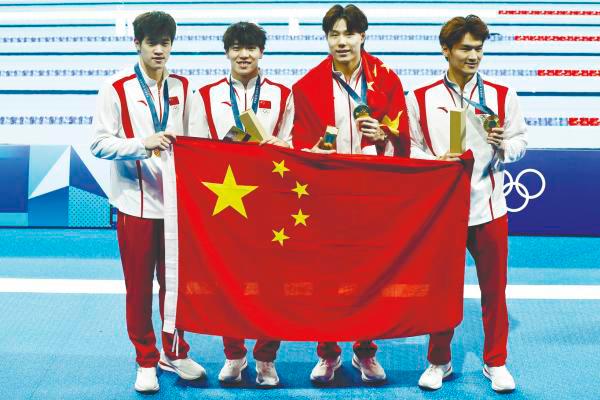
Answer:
[{"xmin": 163, "ymin": 137, "xmax": 472, "ymax": 341}]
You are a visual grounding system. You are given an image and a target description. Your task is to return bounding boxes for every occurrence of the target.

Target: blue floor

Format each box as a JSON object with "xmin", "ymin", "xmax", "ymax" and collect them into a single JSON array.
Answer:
[{"xmin": 1, "ymin": 229, "xmax": 599, "ymax": 399}]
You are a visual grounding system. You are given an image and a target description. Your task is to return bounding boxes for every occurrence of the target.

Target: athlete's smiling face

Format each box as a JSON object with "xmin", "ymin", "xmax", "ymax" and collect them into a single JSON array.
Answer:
[
  {"xmin": 327, "ymin": 18, "xmax": 365, "ymax": 68},
  {"xmin": 135, "ymin": 35, "xmax": 172, "ymax": 74},
  {"xmin": 443, "ymin": 32, "xmax": 484, "ymax": 80},
  {"xmin": 227, "ymin": 41, "xmax": 263, "ymax": 82}
]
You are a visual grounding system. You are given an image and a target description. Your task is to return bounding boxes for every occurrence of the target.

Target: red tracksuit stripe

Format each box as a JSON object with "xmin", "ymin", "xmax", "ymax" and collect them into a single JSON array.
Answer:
[
  {"xmin": 263, "ymin": 78, "xmax": 291, "ymax": 137},
  {"xmin": 170, "ymin": 74, "xmax": 189, "ymax": 117},
  {"xmin": 112, "ymin": 74, "xmax": 136, "ymax": 139},
  {"xmin": 113, "ymin": 74, "xmax": 145, "ymax": 217},
  {"xmin": 414, "ymin": 80, "xmax": 444, "ymax": 156},
  {"xmin": 482, "ymin": 80, "xmax": 507, "ymax": 221},
  {"xmin": 488, "ymin": 165, "xmax": 496, "ymax": 220},
  {"xmin": 482, "ymin": 80, "xmax": 508, "ymax": 126},
  {"xmin": 199, "ymin": 77, "xmax": 226, "ymax": 140}
]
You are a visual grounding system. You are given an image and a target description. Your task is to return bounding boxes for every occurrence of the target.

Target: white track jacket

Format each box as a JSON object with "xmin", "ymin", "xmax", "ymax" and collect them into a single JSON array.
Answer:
[
  {"xmin": 91, "ymin": 65, "xmax": 192, "ymax": 219},
  {"xmin": 188, "ymin": 73, "xmax": 293, "ymax": 143},
  {"xmin": 407, "ymin": 73, "xmax": 528, "ymax": 226}
]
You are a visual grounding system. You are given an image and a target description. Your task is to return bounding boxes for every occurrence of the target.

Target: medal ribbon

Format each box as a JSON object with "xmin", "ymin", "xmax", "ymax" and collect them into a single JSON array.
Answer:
[
  {"xmin": 230, "ymin": 75, "xmax": 261, "ymax": 131},
  {"xmin": 443, "ymin": 73, "xmax": 496, "ymax": 116},
  {"xmin": 332, "ymin": 69, "xmax": 367, "ymax": 107},
  {"xmin": 134, "ymin": 63, "xmax": 169, "ymax": 133}
]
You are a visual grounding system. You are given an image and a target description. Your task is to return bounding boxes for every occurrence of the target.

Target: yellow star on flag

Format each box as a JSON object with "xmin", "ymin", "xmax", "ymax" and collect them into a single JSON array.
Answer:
[
  {"xmin": 373, "ymin": 64, "xmax": 378, "ymax": 78},
  {"xmin": 272, "ymin": 228, "xmax": 290, "ymax": 246},
  {"xmin": 272, "ymin": 160, "xmax": 290, "ymax": 178},
  {"xmin": 367, "ymin": 81, "xmax": 375, "ymax": 91},
  {"xmin": 291, "ymin": 209, "xmax": 310, "ymax": 226},
  {"xmin": 381, "ymin": 110, "xmax": 404, "ymax": 136},
  {"xmin": 292, "ymin": 181, "xmax": 309, "ymax": 198},
  {"xmin": 202, "ymin": 165, "xmax": 258, "ymax": 218},
  {"xmin": 381, "ymin": 63, "xmax": 391, "ymax": 73}
]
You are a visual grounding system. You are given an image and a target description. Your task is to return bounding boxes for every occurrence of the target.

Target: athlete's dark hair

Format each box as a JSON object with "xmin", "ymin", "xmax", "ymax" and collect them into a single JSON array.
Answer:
[
  {"xmin": 223, "ymin": 22, "xmax": 267, "ymax": 51},
  {"xmin": 322, "ymin": 4, "xmax": 368, "ymax": 35},
  {"xmin": 439, "ymin": 15, "xmax": 490, "ymax": 49},
  {"xmin": 133, "ymin": 11, "xmax": 176, "ymax": 43}
]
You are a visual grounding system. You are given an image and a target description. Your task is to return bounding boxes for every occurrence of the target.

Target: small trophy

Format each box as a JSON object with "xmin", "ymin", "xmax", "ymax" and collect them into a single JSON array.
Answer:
[
  {"xmin": 224, "ymin": 126, "xmax": 252, "ymax": 142},
  {"xmin": 239, "ymin": 109, "xmax": 267, "ymax": 142},
  {"xmin": 449, "ymin": 107, "xmax": 466, "ymax": 153},
  {"xmin": 319, "ymin": 125, "xmax": 338, "ymax": 150},
  {"xmin": 353, "ymin": 104, "xmax": 371, "ymax": 120}
]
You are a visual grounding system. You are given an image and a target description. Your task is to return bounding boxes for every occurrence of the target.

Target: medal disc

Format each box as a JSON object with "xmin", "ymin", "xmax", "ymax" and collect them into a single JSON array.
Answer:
[
  {"xmin": 483, "ymin": 115, "xmax": 500, "ymax": 133},
  {"xmin": 353, "ymin": 104, "xmax": 371, "ymax": 120}
]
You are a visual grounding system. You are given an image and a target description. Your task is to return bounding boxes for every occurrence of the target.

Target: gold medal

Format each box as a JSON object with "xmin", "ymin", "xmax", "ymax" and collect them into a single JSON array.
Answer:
[
  {"xmin": 483, "ymin": 114, "xmax": 500, "ymax": 133},
  {"xmin": 153, "ymin": 149, "xmax": 161, "ymax": 157},
  {"xmin": 353, "ymin": 104, "xmax": 371, "ymax": 120}
]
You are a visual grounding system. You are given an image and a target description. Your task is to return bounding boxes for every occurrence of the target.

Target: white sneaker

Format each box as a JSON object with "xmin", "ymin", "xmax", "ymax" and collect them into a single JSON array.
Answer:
[
  {"xmin": 218, "ymin": 357, "xmax": 248, "ymax": 383},
  {"xmin": 483, "ymin": 364, "xmax": 516, "ymax": 392},
  {"xmin": 351, "ymin": 355, "xmax": 386, "ymax": 382},
  {"xmin": 256, "ymin": 360, "xmax": 279, "ymax": 386},
  {"xmin": 310, "ymin": 356, "xmax": 341, "ymax": 383},
  {"xmin": 418, "ymin": 362, "xmax": 453, "ymax": 390},
  {"xmin": 134, "ymin": 366, "xmax": 159, "ymax": 393},
  {"xmin": 158, "ymin": 350, "xmax": 206, "ymax": 380}
]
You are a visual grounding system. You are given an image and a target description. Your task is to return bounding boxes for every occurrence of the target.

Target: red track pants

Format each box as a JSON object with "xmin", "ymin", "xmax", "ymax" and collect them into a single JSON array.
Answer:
[
  {"xmin": 117, "ymin": 211, "xmax": 190, "ymax": 367},
  {"xmin": 317, "ymin": 341, "xmax": 378, "ymax": 360},
  {"xmin": 428, "ymin": 215, "xmax": 509, "ymax": 367},
  {"xmin": 222, "ymin": 337, "xmax": 281, "ymax": 362}
]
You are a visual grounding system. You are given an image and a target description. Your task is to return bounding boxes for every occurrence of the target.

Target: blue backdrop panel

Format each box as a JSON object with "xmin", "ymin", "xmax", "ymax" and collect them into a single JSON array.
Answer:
[
  {"xmin": 28, "ymin": 187, "xmax": 69, "ymax": 227},
  {"xmin": 505, "ymin": 149, "xmax": 600, "ymax": 236},
  {"xmin": 28, "ymin": 145, "xmax": 69, "ymax": 197},
  {"xmin": 0, "ymin": 145, "xmax": 29, "ymax": 213},
  {"xmin": 68, "ymin": 186, "xmax": 110, "ymax": 227},
  {"xmin": 69, "ymin": 147, "xmax": 105, "ymax": 197}
]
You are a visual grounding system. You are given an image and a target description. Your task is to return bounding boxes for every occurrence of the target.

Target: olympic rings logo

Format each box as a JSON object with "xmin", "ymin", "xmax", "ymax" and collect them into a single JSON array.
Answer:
[{"xmin": 503, "ymin": 169, "xmax": 546, "ymax": 212}]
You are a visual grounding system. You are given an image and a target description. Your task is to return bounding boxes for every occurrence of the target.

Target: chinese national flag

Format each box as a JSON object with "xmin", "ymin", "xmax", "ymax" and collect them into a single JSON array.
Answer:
[{"xmin": 163, "ymin": 137, "xmax": 473, "ymax": 341}]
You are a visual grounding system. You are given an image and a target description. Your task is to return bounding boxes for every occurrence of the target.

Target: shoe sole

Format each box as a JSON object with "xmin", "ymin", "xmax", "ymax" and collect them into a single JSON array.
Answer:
[
  {"xmin": 218, "ymin": 359, "xmax": 248, "ymax": 384},
  {"xmin": 158, "ymin": 359, "xmax": 205, "ymax": 381},
  {"xmin": 351, "ymin": 357, "xmax": 387, "ymax": 383},
  {"xmin": 482, "ymin": 367, "xmax": 515, "ymax": 393},
  {"xmin": 134, "ymin": 383, "xmax": 159, "ymax": 394},
  {"xmin": 418, "ymin": 366, "xmax": 453, "ymax": 391},
  {"xmin": 255, "ymin": 367, "xmax": 280, "ymax": 387},
  {"xmin": 310, "ymin": 358, "xmax": 342, "ymax": 384}
]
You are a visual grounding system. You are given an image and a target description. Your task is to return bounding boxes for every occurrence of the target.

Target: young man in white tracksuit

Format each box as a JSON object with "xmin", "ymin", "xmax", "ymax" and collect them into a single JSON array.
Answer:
[
  {"xmin": 187, "ymin": 21, "xmax": 292, "ymax": 387},
  {"xmin": 90, "ymin": 11, "xmax": 205, "ymax": 393},
  {"xmin": 406, "ymin": 15, "xmax": 527, "ymax": 393}
]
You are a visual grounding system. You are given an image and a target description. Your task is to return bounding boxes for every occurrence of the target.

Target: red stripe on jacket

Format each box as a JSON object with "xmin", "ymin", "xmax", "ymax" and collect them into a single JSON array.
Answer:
[
  {"xmin": 199, "ymin": 77, "xmax": 227, "ymax": 140},
  {"xmin": 170, "ymin": 74, "xmax": 189, "ymax": 117},
  {"xmin": 112, "ymin": 73, "xmax": 145, "ymax": 217},
  {"xmin": 483, "ymin": 80, "xmax": 508, "ymax": 221},
  {"xmin": 413, "ymin": 79, "xmax": 444, "ymax": 156},
  {"xmin": 263, "ymin": 78, "xmax": 291, "ymax": 137},
  {"xmin": 483, "ymin": 80, "xmax": 509, "ymax": 126},
  {"xmin": 112, "ymin": 74, "xmax": 137, "ymax": 139}
]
